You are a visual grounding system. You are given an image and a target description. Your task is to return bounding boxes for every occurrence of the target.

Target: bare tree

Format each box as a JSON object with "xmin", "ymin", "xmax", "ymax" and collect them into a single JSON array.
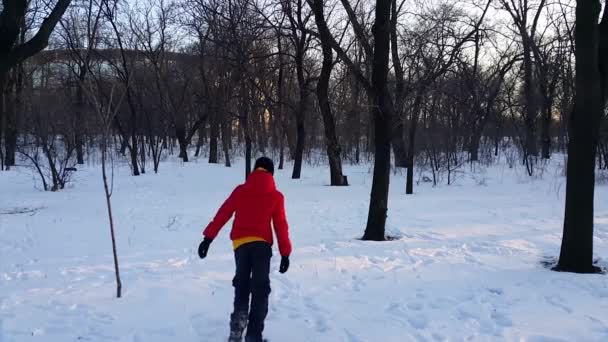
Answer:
[
  {"xmin": 555, "ymin": 0, "xmax": 606, "ymax": 274},
  {"xmin": 279, "ymin": 0, "xmax": 314, "ymax": 179},
  {"xmin": 308, "ymin": 0, "xmax": 394, "ymax": 239},
  {"xmin": 84, "ymin": 66, "xmax": 126, "ymax": 297},
  {"xmin": 499, "ymin": 0, "xmax": 548, "ymax": 173},
  {"xmin": 308, "ymin": 0, "xmax": 347, "ymax": 186},
  {"xmin": 0, "ymin": 0, "xmax": 72, "ymax": 168},
  {"xmin": 59, "ymin": 0, "xmax": 104, "ymax": 165},
  {"xmin": 99, "ymin": 0, "xmax": 142, "ymax": 175}
]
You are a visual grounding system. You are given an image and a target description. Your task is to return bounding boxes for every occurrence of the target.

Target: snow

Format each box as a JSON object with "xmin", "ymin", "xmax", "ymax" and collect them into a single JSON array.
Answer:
[{"xmin": 1, "ymin": 155, "xmax": 608, "ymax": 341}]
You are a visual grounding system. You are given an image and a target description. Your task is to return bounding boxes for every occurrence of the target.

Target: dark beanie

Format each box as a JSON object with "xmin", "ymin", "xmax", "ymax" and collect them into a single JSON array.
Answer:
[{"xmin": 254, "ymin": 157, "xmax": 274, "ymax": 175}]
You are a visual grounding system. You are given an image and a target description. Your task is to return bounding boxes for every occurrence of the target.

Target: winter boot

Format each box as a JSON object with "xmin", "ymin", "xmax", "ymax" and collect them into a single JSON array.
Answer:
[
  {"xmin": 245, "ymin": 336, "xmax": 268, "ymax": 342},
  {"xmin": 228, "ymin": 312, "xmax": 248, "ymax": 342}
]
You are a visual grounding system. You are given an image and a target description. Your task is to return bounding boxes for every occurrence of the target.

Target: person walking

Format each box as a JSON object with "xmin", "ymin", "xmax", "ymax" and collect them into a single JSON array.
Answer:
[{"xmin": 198, "ymin": 157, "xmax": 292, "ymax": 342}]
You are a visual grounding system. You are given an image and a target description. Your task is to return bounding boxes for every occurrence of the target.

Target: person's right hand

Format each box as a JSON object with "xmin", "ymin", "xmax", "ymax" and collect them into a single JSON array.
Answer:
[{"xmin": 279, "ymin": 256, "xmax": 290, "ymax": 273}]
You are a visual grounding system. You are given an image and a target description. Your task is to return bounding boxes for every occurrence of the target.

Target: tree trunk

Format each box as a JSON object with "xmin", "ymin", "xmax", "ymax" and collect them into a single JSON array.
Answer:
[
  {"xmin": 101, "ymin": 134, "xmax": 122, "ymax": 298},
  {"xmin": 522, "ymin": 34, "xmax": 539, "ymax": 161},
  {"xmin": 177, "ymin": 127, "xmax": 189, "ymax": 162},
  {"xmin": 392, "ymin": 133, "xmax": 408, "ymax": 167},
  {"xmin": 311, "ymin": 0, "xmax": 346, "ymax": 186},
  {"xmin": 4, "ymin": 85, "xmax": 16, "ymax": 167},
  {"xmin": 221, "ymin": 115, "xmax": 231, "ymax": 167},
  {"xmin": 390, "ymin": 0, "xmax": 408, "ymax": 168},
  {"xmin": 209, "ymin": 112, "xmax": 219, "ymax": 164},
  {"xmin": 556, "ymin": 0, "xmax": 603, "ymax": 274},
  {"xmin": 469, "ymin": 132, "xmax": 481, "ymax": 162},
  {"xmin": 245, "ymin": 134, "xmax": 252, "ymax": 178},
  {"xmin": 494, "ymin": 120, "xmax": 502, "ymax": 156},
  {"xmin": 240, "ymin": 82, "xmax": 252, "ymax": 179},
  {"xmin": 139, "ymin": 135, "xmax": 146, "ymax": 174},
  {"xmin": 292, "ymin": 107, "xmax": 305, "ymax": 179},
  {"xmin": 541, "ymin": 103, "xmax": 552, "ymax": 159},
  {"xmin": 242, "ymin": 112, "xmax": 252, "ymax": 178},
  {"xmin": 0, "ymin": 76, "xmax": 4, "ymax": 170},
  {"xmin": 363, "ymin": 0, "xmax": 392, "ymax": 241},
  {"xmin": 292, "ymin": 72, "xmax": 307, "ymax": 179},
  {"xmin": 0, "ymin": 0, "xmax": 72, "ymax": 76},
  {"xmin": 277, "ymin": 34, "xmax": 285, "ymax": 171},
  {"xmin": 525, "ymin": 123, "xmax": 538, "ymax": 159},
  {"xmin": 75, "ymin": 71, "xmax": 87, "ymax": 165},
  {"xmin": 196, "ymin": 123, "xmax": 206, "ymax": 157},
  {"xmin": 406, "ymin": 93, "xmax": 423, "ymax": 195}
]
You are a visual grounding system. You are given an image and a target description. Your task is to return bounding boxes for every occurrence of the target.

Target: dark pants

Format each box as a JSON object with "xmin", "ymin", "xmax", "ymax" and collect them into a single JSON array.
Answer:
[{"xmin": 231, "ymin": 241, "xmax": 272, "ymax": 340}]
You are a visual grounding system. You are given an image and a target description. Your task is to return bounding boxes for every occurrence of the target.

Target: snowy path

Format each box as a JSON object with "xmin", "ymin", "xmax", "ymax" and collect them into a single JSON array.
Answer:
[{"xmin": 1, "ymin": 159, "xmax": 608, "ymax": 341}]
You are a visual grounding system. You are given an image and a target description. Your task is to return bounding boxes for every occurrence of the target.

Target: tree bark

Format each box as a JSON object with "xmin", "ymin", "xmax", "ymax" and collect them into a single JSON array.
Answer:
[
  {"xmin": 194, "ymin": 124, "xmax": 205, "ymax": 157},
  {"xmin": 221, "ymin": 113, "xmax": 231, "ymax": 167},
  {"xmin": 556, "ymin": 0, "xmax": 604, "ymax": 274},
  {"xmin": 101, "ymin": 133, "xmax": 122, "ymax": 298},
  {"xmin": 292, "ymin": 68, "xmax": 307, "ymax": 179},
  {"xmin": 239, "ymin": 81, "xmax": 252, "ymax": 179},
  {"xmin": 406, "ymin": 93, "xmax": 423, "ymax": 195},
  {"xmin": 468, "ymin": 132, "xmax": 482, "ymax": 162},
  {"xmin": 209, "ymin": 111, "xmax": 219, "ymax": 164},
  {"xmin": 75, "ymin": 80, "xmax": 86, "ymax": 164},
  {"xmin": 363, "ymin": 0, "xmax": 393, "ymax": 241},
  {"xmin": 541, "ymin": 102, "xmax": 552, "ymax": 159},
  {"xmin": 177, "ymin": 127, "xmax": 189, "ymax": 162},
  {"xmin": 3, "ymin": 83, "xmax": 16, "ymax": 167},
  {"xmin": 390, "ymin": 0, "xmax": 408, "ymax": 168},
  {"xmin": 522, "ymin": 34, "xmax": 539, "ymax": 161},
  {"xmin": 0, "ymin": 0, "xmax": 72, "ymax": 76},
  {"xmin": 0, "ymin": 75, "xmax": 4, "ymax": 170},
  {"xmin": 311, "ymin": 0, "xmax": 346, "ymax": 186},
  {"xmin": 288, "ymin": 0, "xmax": 309, "ymax": 180}
]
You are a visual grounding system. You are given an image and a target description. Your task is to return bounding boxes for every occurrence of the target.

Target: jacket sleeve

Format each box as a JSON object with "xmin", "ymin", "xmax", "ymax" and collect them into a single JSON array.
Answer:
[
  {"xmin": 203, "ymin": 186, "xmax": 241, "ymax": 239},
  {"xmin": 272, "ymin": 192, "xmax": 292, "ymax": 257}
]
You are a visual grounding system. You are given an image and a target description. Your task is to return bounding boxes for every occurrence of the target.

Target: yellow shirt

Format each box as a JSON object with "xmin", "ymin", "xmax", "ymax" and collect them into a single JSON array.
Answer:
[{"xmin": 233, "ymin": 236, "xmax": 267, "ymax": 250}]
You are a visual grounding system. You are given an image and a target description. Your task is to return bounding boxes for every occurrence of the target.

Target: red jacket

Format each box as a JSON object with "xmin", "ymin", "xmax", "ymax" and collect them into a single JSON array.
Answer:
[{"xmin": 203, "ymin": 170, "xmax": 292, "ymax": 256}]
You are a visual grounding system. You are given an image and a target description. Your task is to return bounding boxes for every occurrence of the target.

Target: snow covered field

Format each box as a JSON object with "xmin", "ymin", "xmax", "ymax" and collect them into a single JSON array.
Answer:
[{"xmin": 1, "ymin": 156, "xmax": 608, "ymax": 341}]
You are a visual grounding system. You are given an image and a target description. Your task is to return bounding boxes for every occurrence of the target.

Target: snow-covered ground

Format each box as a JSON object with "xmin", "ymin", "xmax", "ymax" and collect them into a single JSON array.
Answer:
[{"xmin": 1, "ymin": 155, "xmax": 608, "ymax": 342}]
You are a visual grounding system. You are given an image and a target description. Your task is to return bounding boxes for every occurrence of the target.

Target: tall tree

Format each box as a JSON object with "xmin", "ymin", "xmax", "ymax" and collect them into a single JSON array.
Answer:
[
  {"xmin": 555, "ymin": 0, "xmax": 606, "ymax": 274},
  {"xmin": 59, "ymin": 0, "xmax": 104, "ymax": 165},
  {"xmin": 363, "ymin": 0, "xmax": 393, "ymax": 240},
  {"xmin": 308, "ymin": 0, "xmax": 347, "ymax": 186},
  {"xmin": 281, "ymin": 0, "xmax": 313, "ymax": 180},
  {"xmin": 0, "ymin": 0, "xmax": 72, "ymax": 76},
  {"xmin": 101, "ymin": 0, "xmax": 142, "ymax": 175},
  {"xmin": 499, "ymin": 0, "xmax": 547, "ymax": 172},
  {"xmin": 309, "ymin": 0, "xmax": 392, "ymax": 239},
  {"xmin": 0, "ymin": 0, "xmax": 72, "ymax": 167}
]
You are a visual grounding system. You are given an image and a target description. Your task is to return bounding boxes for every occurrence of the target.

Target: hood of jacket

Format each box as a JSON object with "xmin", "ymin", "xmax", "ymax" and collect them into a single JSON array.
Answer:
[{"xmin": 243, "ymin": 169, "xmax": 276, "ymax": 193}]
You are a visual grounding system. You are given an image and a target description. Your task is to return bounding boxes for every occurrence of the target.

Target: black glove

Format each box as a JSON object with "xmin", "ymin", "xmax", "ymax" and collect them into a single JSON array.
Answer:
[
  {"xmin": 279, "ymin": 256, "xmax": 290, "ymax": 274},
  {"xmin": 198, "ymin": 238, "xmax": 213, "ymax": 259}
]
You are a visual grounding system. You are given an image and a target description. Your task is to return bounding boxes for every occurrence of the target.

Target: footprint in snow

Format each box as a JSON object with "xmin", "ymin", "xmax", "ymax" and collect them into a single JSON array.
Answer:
[
  {"xmin": 431, "ymin": 332, "xmax": 447, "ymax": 341},
  {"xmin": 406, "ymin": 314, "xmax": 428, "ymax": 330},
  {"xmin": 190, "ymin": 313, "xmax": 224, "ymax": 339},
  {"xmin": 406, "ymin": 302, "xmax": 424, "ymax": 311},
  {"xmin": 343, "ymin": 329, "xmax": 364, "ymax": 342},
  {"xmin": 456, "ymin": 307, "xmax": 479, "ymax": 322},
  {"xmin": 415, "ymin": 289, "xmax": 427, "ymax": 299},
  {"xmin": 487, "ymin": 288, "xmax": 504, "ymax": 296},
  {"xmin": 490, "ymin": 310, "xmax": 513, "ymax": 327},
  {"xmin": 350, "ymin": 275, "xmax": 362, "ymax": 292},
  {"xmin": 302, "ymin": 297, "xmax": 330, "ymax": 333},
  {"xmin": 545, "ymin": 295, "xmax": 573, "ymax": 314}
]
